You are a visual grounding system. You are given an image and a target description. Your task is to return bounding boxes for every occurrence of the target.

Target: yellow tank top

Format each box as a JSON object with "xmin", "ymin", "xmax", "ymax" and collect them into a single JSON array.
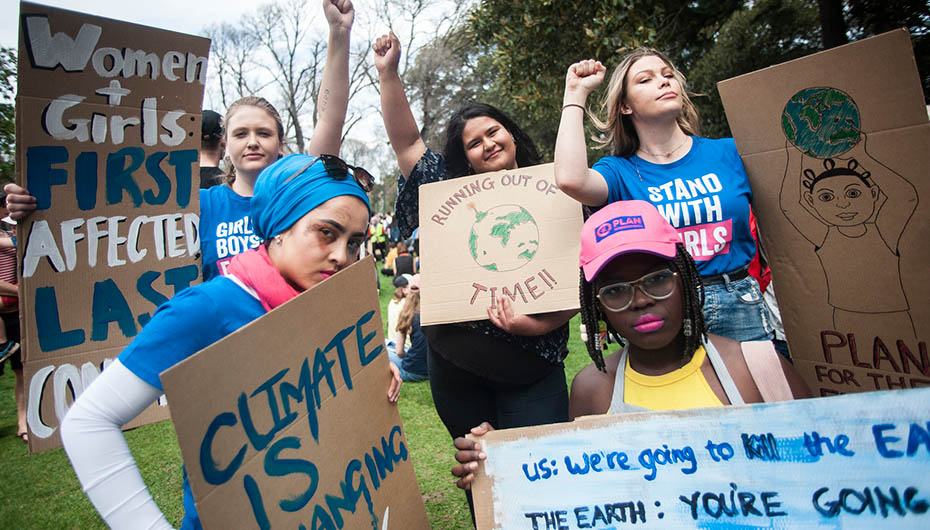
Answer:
[{"xmin": 623, "ymin": 345, "xmax": 724, "ymax": 410}]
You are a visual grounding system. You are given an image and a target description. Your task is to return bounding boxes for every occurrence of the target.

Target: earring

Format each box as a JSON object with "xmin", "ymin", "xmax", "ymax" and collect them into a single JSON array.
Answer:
[
  {"xmin": 682, "ymin": 318, "xmax": 692, "ymax": 337},
  {"xmin": 274, "ymin": 235, "xmax": 283, "ymax": 245}
]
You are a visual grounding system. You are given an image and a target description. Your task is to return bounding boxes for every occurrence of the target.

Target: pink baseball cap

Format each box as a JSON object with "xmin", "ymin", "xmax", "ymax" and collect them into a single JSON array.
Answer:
[{"xmin": 580, "ymin": 200, "xmax": 682, "ymax": 281}]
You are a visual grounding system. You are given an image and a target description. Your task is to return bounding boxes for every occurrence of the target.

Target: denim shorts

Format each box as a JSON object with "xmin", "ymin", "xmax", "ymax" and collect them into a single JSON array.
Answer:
[{"xmin": 702, "ymin": 274, "xmax": 774, "ymax": 342}]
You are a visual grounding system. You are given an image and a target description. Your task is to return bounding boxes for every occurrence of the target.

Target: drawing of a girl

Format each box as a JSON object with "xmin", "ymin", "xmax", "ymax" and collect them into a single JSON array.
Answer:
[{"xmin": 780, "ymin": 88, "xmax": 918, "ymax": 337}]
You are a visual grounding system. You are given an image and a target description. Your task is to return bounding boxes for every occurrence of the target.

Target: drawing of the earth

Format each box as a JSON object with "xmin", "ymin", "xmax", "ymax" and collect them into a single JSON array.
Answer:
[
  {"xmin": 782, "ymin": 87, "xmax": 861, "ymax": 158},
  {"xmin": 468, "ymin": 205, "xmax": 539, "ymax": 272}
]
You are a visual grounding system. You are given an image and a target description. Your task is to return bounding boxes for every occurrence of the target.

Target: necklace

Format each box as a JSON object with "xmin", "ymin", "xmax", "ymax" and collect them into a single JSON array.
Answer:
[
  {"xmin": 638, "ymin": 136, "xmax": 690, "ymax": 158},
  {"xmin": 632, "ymin": 136, "xmax": 690, "ymax": 181}
]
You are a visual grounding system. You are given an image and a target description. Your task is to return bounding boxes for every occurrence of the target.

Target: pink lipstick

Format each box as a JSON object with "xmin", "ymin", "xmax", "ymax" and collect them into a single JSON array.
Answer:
[{"xmin": 633, "ymin": 314, "xmax": 664, "ymax": 333}]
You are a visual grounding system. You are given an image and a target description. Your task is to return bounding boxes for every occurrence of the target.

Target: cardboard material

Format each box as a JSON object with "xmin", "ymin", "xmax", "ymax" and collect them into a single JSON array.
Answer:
[
  {"xmin": 16, "ymin": 2, "xmax": 209, "ymax": 451},
  {"xmin": 161, "ymin": 256, "xmax": 429, "ymax": 529},
  {"xmin": 718, "ymin": 30, "xmax": 929, "ymax": 397},
  {"xmin": 418, "ymin": 163, "xmax": 583, "ymax": 325},
  {"xmin": 472, "ymin": 388, "xmax": 930, "ymax": 529}
]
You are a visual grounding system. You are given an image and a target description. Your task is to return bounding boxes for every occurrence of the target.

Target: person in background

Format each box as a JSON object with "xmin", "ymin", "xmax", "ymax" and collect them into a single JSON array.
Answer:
[
  {"xmin": 0, "ymin": 194, "xmax": 24, "ymax": 442},
  {"xmin": 391, "ymin": 241, "xmax": 415, "ymax": 276},
  {"xmin": 554, "ymin": 50, "xmax": 773, "ymax": 343},
  {"xmin": 199, "ymin": 109, "xmax": 225, "ymax": 189},
  {"xmin": 389, "ymin": 274, "xmax": 429, "ymax": 382},
  {"xmin": 385, "ymin": 273, "xmax": 412, "ymax": 356},
  {"xmin": 381, "ymin": 241, "xmax": 399, "ymax": 275},
  {"xmin": 452, "ymin": 200, "xmax": 810, "ymax": 489}
]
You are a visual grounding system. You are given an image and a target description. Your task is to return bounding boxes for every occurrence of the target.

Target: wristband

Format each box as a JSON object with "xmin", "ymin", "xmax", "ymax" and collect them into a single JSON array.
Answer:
[{"xmin": 561, "ymin": 103, "xmax": 585, "ymax": 112}]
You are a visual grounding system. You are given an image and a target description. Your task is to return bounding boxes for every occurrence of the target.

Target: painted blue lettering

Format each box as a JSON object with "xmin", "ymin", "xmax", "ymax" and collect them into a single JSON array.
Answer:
[
  {"xmin": 356, "ymin": 310, "xmax": 382, "ymax": 367},
  {"xmin": 35, "ymin": 285, "xmax": 85, "ymax": 351},
  {"xmin": 142, "ymin": 151, "xmax": 171, "ymax": 205},
  {"xmin": 325, "ymin": 325, "xmax": 355, "ymax": 391},
  {"xmin": 26, "ymin": 145, "xmax": 69, "ymax": 210},
  {"xmin": 200, "ymin": 412, "xmax": 246, "ymax": 485},
  {"xmin": 279, "ymin": 358, "xmax": 320, "ymax": 442},
  {"xmin": 564, "ymin": 454, "xmax": 590, "ymax": 475},
  {"xmin": 105, "ymin": 147, "xmax": 144, "ymax": 206},
  {"xmin": 239, "ymin": 369, "xmax": 291, "ymax": 451},
  {"xmin": 873, "ymin": 424, "xmax": 904, "ymax": 458},
  {"xmin": 264, "ymin": 436, "xmax": 319, "ymax": 512},
  {"xmin": 168, "ymin": 149, "xmax": 196, "ymax": 208},
  {"xmin": 311, "ymin": 347, "xmax": 337, "ymax": 406},
  {"xmin": 244, "ymin": 473, "xmax": 271, "ymax": 530},
  {"xmin": 91, "ymin": 278, "xmax": 136, "ymax": 341}
]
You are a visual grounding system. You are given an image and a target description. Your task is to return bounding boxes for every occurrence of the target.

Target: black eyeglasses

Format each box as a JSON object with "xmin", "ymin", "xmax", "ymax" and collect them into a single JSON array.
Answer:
[
  {"xmin": 596, "ymin": 269, "xmax": 678, "ymax": 312},
  {"xmin": 286, "ymin": 154, "xmax": 374, "ymax": 192}
]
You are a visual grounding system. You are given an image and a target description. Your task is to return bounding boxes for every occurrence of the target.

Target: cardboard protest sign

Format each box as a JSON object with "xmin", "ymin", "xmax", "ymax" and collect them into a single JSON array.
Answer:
[
  {"xmin": 161, "ymin": 256, "xmax": 429, "ymax": 529},
  {"xmin": 472, "ymin": 388, "xmax": 930, "ymax": 529},
  {"xmin": 16, "ymin": 2, "xmax": 208, "ymax": 451},
  {"xmin": 418, "ymin": 163, "xmax": 583, "ymax": 325},
  {"xmin": 717, "ymin": 30, "xmax": 930, "ymax": 397}
]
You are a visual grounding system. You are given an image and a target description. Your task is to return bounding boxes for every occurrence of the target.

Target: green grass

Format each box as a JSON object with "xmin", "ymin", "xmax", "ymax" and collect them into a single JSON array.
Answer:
[{"xmin": 0, "ymin": 269, "xmax": 594, "ymax": 529}]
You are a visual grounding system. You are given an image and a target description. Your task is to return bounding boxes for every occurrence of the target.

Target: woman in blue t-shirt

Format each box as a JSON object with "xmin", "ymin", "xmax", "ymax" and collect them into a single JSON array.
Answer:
[
  {"xmin": 60, "ymin": 152, "xmax": 402, "ymax": 530},
  {"xmin": 553, "ymin": 49, "xmax": 772, "ymax": 342}
]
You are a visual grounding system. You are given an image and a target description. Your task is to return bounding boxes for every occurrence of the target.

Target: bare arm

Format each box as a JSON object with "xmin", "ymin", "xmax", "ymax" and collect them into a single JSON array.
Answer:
[
  {"xmin": 394, "ymin": 329, "xmax": 407, "ymax": 358},
  {"xmin": 306, "ymin": 0, "xmax": 354, "ymax": 157},
  {"xmin": 568, "ymin": 364, "xmax": 612, "ymax": 420},
  {"xmin": 554, "ymin": 60, "xmax": 609, "ymax": 206},
  {"xmin": 373, "ymin": 31, "xmax": 426, "ymax": 178},
  {"xmin": 0, "ymin": 280, "xmax": 17, "ymax": 297}
]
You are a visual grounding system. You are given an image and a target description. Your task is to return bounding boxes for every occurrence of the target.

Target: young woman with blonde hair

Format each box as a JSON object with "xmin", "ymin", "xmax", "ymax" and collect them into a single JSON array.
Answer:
[{"xmin": 553, "ymin": 49, "xmax": 772, "ymax": 342}]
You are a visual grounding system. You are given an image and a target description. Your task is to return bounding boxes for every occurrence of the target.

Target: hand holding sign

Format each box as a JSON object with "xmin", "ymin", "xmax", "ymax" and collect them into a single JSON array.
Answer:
[{"xmin": 452, "ymin": 422, "xmax": 494, "ymax": 491}]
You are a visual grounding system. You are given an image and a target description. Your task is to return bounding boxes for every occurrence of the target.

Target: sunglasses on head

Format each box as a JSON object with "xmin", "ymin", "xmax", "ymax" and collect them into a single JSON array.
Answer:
[{"xmin": 286, "ymin": 154, "xmax": 374, "ymax": 192}]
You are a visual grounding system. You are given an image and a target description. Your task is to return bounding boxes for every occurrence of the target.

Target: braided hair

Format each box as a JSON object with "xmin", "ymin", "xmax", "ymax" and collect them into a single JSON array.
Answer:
[{"xmin": 580, "ymin": 243, "xmax": 706, "ymax": 372}]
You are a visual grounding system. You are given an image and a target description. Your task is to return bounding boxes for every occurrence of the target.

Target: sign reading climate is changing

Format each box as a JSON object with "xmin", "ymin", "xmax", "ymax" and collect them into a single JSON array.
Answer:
[
  {"xmin": 16, "ymin": 2, "xmax": 208, "ymax": 451},
  {"xmin": 418, "ymin": 164, "xmax": 583, "ymax": 325}
]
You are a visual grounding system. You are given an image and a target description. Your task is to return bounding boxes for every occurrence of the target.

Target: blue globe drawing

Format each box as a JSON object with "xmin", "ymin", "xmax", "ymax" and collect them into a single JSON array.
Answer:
[
  {"xmin": 782, "ymin": 87, "xmax": 860, "ymax": 158},
  {"xmin": 468, "ymin": 205, "xmax": 539, "ymax": 272}
]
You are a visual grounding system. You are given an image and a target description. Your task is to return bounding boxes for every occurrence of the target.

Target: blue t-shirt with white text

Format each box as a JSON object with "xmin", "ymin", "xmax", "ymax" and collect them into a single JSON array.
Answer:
[
  {"xmin": 199, "ymin": 185, "xmax": 261, "ymax": 280},
  {"xmin": 593, "ymin": 137, "xmax": 755, "ymax": 276}
]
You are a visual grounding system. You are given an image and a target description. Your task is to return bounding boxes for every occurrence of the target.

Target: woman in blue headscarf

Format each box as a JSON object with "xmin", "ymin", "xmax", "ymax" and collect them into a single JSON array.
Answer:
[{"xmin": 60, "ymin": 154, "xmax": 402, "ymax": 530}]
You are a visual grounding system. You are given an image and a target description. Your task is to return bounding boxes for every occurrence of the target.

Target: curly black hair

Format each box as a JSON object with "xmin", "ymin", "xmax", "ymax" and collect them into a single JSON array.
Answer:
[
  {"xmin": 579, "ymin": 243, "xmax": 706, "ymax": 372},
  {"xmin": 441, "ymin": 102, "xmax": 541, "ymax": 178}
]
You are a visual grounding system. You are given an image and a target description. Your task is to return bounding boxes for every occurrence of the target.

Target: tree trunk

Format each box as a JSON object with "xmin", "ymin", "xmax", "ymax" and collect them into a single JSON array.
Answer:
[{"xmin": 818, "ymin": 0, "xmax": 848, "ymax": 48}]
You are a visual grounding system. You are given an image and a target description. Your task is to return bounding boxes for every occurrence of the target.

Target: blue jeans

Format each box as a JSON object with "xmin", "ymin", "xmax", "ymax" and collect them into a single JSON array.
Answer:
[
  {"xmin": 702, "ymin": 274, "xmax": 774, "ymax": 342},
  {"xmin": 388, "ymin": 350, "xmax": 428, "ymax": 382}
]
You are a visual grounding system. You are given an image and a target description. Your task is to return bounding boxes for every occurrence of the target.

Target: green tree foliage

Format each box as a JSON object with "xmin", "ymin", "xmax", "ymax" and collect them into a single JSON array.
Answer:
[
  {"xmin": 464, "ymin": 0, "xmax": 928, "ymax": 146},
  {"xmin": 845, "ymin": 0, "xmax": 930, "ymax": 105},
  {"xmin": 0, "ymin": 48, "xmax": 15, "ymax": 184},
  {"xmin": 466, "ymin": 0, "xmax": 743, "ymax": 155},
  {"xmin": 688, "ymin": 0, "xmax": 821, "ymax": 137}
]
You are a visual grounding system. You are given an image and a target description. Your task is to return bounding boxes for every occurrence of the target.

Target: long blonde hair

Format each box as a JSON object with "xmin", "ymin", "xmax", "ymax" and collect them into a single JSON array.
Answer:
[
  {"xmin": 591, "ymin": 48, "xmax": 701, "ymax": 158},
  {"xmin": 222, "ymin": 96, "xmax": 285, "ymax": 184},
  {"xmin": 396, "ymin": 291, "xmax": 420, "ymax": 336}
]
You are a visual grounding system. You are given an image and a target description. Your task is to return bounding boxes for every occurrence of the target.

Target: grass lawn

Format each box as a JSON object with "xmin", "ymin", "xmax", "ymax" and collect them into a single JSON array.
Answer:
[{"xmin": 0, "ymin": 267, "xmax": 595, "ymax": 529}]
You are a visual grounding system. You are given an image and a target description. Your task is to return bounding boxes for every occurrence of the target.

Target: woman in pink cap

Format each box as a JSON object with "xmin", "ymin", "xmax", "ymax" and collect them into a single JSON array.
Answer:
[{"xmin": 452, "ymin": 200, "xmax": 810, "ymax": 488}]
